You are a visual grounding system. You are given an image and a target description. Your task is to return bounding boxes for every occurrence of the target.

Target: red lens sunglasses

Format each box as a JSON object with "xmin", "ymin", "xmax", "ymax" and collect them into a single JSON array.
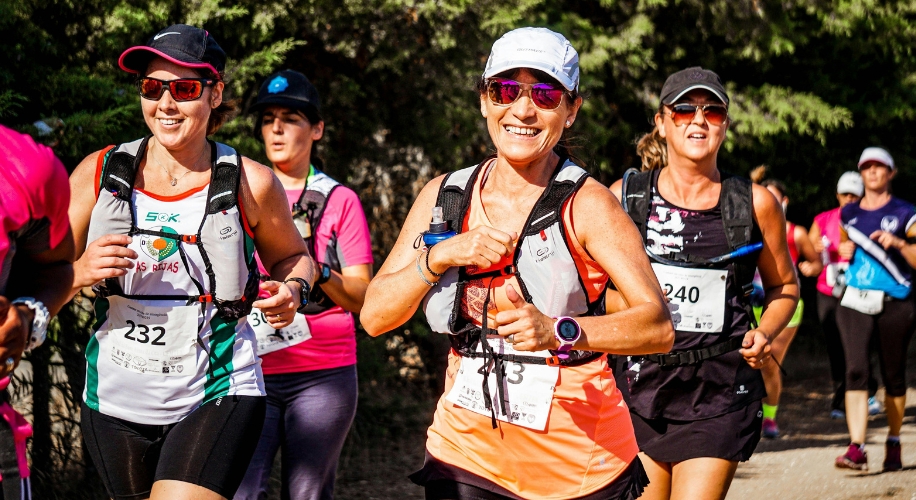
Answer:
[{"xmin": 137, "ymin": 77, "xmax": 216, "ymax": 102}]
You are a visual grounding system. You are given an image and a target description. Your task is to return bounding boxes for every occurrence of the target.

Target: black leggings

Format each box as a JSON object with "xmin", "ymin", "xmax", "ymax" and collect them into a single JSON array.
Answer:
[
  {"xmin": 836, "ymin": 296, "xmax": 916, "ymax": 397},
  {"xmin": 817, "ymin": 294, "xmax": 878, "ymax": 409},
  {"xmin": 81, "ymin": 395, "xmax": 266, "ymax": 500}
]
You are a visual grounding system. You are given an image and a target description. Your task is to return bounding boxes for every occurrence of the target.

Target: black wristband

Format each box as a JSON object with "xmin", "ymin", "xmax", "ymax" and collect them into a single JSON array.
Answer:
[
  {"xmin": 316, "ymin": 263, "xmax": 332, "ymax": 285},
  {"xmin": 424, "ymin": 247, "xmax": 442, "ymax": 277}
]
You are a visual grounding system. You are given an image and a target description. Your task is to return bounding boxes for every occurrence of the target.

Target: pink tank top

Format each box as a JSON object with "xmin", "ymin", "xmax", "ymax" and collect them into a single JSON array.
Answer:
[{"xmin": 813, "ymin": 208, "xmax": 844, "ymax": 296}]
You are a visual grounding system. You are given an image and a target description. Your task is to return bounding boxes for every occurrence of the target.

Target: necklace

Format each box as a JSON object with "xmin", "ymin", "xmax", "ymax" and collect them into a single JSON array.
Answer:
[{"xmin": 151, "ymin": 141, "xmax": 209, "ymax": 186}]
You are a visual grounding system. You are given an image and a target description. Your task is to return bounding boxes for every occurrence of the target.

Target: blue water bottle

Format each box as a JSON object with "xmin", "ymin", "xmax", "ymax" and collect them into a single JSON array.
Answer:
[{"xmin": 422, "ymin": 207, "xmax": 456, "ymax": 246}]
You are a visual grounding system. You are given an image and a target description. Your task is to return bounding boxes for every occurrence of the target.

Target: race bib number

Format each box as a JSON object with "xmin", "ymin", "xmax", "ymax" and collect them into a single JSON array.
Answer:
[
  {"xmin": 652, "ymin": 264, "xmax": 728, "ymax": 333},
  {"xmin": 445, "ymin": 337, "xmax": 558, "ymax": 431},
  {"xmin": 106, "ymin": 296, "xmax": 199, "ymax": 376},
  {"xmin": 841, "ymin": 285, "xmax": 884, "ymax": 315},
  {"xmin": 250, "ymin": 308, "xmax": 311, "ymax": 355}
]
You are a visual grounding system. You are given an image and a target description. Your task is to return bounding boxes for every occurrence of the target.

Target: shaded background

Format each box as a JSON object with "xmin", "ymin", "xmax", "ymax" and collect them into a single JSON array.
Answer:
[{"xmin": 3, "ymin": 0, "xmax": 916, "ymax": 497}]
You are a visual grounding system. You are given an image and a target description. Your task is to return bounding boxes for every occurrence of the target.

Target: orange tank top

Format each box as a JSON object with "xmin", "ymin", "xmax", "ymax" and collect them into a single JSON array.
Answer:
[{"xmin": 425, "ymin": 166, "xmax": 639, "ymax": 498}]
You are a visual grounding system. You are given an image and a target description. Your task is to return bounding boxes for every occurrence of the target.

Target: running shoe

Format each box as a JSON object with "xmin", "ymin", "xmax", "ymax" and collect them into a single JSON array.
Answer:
[
  {"xmin": 883, "ymin": 440, "xmax": 902, "ymax": 472},
  {"xmin": 762, "ymin": 417, "xmax": 780, "ymax": 439},
  {"xmin": 868, "ymin": 396, "xmax": 882, "ymax": 416},
  {"xmin": 835, "ymin": 443, "xmax": 868, "ymax": 471},
  {"xmin": 830, "ymin": 409, "xmax": 846, "ymax": 420}
]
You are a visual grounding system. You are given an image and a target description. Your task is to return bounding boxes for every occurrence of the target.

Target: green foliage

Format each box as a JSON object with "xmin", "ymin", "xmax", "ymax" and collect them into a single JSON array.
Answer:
[{"xmin": 7, "ymin": 0, "xmax": 916, "ymax": 491}]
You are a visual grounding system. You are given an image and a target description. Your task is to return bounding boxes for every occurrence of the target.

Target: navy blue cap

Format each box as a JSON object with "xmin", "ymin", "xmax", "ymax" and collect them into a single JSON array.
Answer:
[
  {"xmin": 251, "ymin": 70, "xmax": 320, "ymax": 114},
  {"xmin": 119, "ymin": 24, "xmax": 226, "ymax": 77}
]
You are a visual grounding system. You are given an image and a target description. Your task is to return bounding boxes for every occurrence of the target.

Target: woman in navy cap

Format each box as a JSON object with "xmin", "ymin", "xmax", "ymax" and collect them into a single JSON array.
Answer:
[
  {"xmin": 234, "ymin": 70, "xmax": 372, "ymax": 500},
  {"xmin": 834, "ymin": 147, "xmax": 916, "ymax": 472},
  {"xmin": 67, "ymin": 25, "xmax": 315, "ymax": 500},
  {"xmin": 612, "ymin": 67, "xmax": 798, "ymax": 499}
]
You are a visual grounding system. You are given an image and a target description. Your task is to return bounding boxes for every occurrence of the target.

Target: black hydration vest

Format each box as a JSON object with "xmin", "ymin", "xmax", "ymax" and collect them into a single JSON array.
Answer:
[
  {"xmin": 88, "ymin": 136, "xmax": 260, "ymax": 321},
  {"xmin": 622, "ymin": 168, "xmax": 761, "ymax": 366},
  {"xmin": 290, "ymin": 169, "xmax": 342, "ymax": 315}
]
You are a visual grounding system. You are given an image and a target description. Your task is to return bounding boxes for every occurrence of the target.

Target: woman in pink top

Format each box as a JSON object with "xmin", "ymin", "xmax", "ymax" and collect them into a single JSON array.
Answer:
[
  {"xmin": 235, "ymin": 70, "xmax": 373, "ymax": 500},
  {"xmin": 809, "ymin": 172, "xmax": 873, "ymax": 419}
]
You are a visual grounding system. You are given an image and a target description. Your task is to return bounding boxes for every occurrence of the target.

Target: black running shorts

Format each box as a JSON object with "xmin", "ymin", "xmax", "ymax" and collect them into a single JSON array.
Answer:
[
  {"xmin": 631, "ymin": 400, "xmax": 763, "ymax": 463},
  {"xmin": 81, "ymin": 395, "xmax": 266, "ymax": 500}
]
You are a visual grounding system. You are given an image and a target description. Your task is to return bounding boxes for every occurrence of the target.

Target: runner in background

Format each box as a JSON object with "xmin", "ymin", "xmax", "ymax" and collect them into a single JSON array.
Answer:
[
  {"xmin": 835, "ymin": 147, "xmax": 916, "ymax": 472},
  {"xmin": 809, "ymin": 172, "xmax": 881, "ymax": 420},
  {"xmin": 0, "ymin": 124, "xmax": 76, "ymax": 499},
  {"xmin": 67, "ymin": 25, "xmax": 315, "ymax": 500},
  {"xmin": 750, "ymin": 167, "xmax": 823, "ymax": 439},
  {"xmin": 235, "ymin": 70, "xmax": 372, "ymax": 500},
  {"xmin": 613, "ymin": 67, "xmax": 798, "ymax": 499},
  {"xmin": 363, "ymin": 27, "xmax": 674, "ymax": 499}
]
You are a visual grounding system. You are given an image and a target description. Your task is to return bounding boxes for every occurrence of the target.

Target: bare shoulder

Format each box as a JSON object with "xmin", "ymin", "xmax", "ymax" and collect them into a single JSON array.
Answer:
[
  {"xmin": 70, "ymin": 149, "xmax": 105, "ymax": 189},
  {"xmin": 752, "ymin": 182, "xmax": 782, "ymax": 223},
  {"xmin": 608, "ymin": 178, "xmax": 624, "ymax": 201},
  {"xmin": 240, "ymin": 156, "xmax": 279, "ymax": 199},
  {"xmin": 575, "ymin": 177, "xmax": 621, "ymax": 212}
]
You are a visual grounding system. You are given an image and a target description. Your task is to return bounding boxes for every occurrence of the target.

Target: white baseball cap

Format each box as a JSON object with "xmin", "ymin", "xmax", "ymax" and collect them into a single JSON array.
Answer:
[
  {"xmin": 858, "ymin": 146, "xmax": 895, "ymax": 170},
  {"xmin": 483, "ymin": 27, "xmax": 579, "ymax": 91},
  {"xmin": 836, "ymin": 171, "xmax": 864, "ymax": 196}
]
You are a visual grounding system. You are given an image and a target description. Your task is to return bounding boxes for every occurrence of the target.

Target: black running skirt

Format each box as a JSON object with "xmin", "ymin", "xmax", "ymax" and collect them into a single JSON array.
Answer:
[
  {"xmin": 411, "ymin": 450, "xmax": 649, "ymax": 500},
  {"xmin": 631, "ymin": 400, "xmax": 763, "ymax": 463}
]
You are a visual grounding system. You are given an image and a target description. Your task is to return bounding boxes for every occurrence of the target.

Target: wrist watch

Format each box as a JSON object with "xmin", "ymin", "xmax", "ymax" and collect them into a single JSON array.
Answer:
[
  {"xmin": 11, "ymin": 297, "xmax": 49, "ymax": 351},
  {"xmin": 553, "ymin": 316, "xmax": 581, "ymax": 360},
  {"xmin": 316, "ymin": 263, "xmax": 332, "ymax": 285},
  {"xmin": 283, "ymin": 277, "xmax": 311, "ymax": 313}
]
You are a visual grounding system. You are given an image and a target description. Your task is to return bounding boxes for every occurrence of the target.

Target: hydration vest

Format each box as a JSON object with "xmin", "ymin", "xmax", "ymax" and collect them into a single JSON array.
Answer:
[
  {"xmin": 422, "ymin": 157, "xmax": 604, "ymax": 368},
  {"xmin": 622, "ymin": 168, "xmax": 760, "ymax": 303},
  {"xmin": 86, "ymin": 136, "xmax": 259, "ymax": 320},
  {"xmin": 291, "ymin": 170, "xmax": 342, "ymax": 315}
]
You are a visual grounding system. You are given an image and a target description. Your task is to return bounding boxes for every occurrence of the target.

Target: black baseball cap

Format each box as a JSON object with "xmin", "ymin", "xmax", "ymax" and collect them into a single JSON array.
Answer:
[
  {"xmin": 250, "ymin": 70, "xmax": 321, "ymax": 115},
  {"xmin": 660, "ymin": 67, "xmax": 729, "ymax": 105},
  {"xmin": 119, "ymin": 24, "xmax": 226, "ymax": 78}
]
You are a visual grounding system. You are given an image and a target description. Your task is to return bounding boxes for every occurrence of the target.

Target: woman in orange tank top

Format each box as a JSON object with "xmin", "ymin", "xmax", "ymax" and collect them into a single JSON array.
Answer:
[{"xmin": 362, "ymin": 27, "xmax": 674, "ymax": 500}]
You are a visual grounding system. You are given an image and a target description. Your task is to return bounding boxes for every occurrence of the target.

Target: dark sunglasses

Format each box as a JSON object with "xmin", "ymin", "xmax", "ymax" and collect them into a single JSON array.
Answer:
[
  {"xmin": 137, "ymin": 77, "xmax": 216, "ymax": 102},
  {"xmin": 487, "ymin": 78, "xmax": 567, "ymax": 110},
  {"xmin": 666, "ymin": 103, "xmax": 729, "ymax": 126}
]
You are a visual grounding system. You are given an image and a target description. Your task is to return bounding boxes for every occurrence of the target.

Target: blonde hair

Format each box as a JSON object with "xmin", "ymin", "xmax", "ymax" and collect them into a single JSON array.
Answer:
[{"xmin": 635, "ymin": 129, "xmax": 667, "ymax": 171}]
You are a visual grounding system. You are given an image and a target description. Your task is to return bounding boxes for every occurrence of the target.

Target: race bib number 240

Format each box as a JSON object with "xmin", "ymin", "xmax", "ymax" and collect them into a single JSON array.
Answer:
[{"xmin": 651, "ymin": 264, "xmax": 728, "ymax": 333}]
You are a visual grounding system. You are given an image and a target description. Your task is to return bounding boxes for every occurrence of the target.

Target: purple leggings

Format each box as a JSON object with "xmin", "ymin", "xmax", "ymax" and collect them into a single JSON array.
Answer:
[{"xmin": 234, "ymin": 365, "xmax": 358, "ymax": 500}]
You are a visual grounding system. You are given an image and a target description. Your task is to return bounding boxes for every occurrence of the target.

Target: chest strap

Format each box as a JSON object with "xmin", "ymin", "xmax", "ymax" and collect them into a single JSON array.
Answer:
[{"xmin": 637, "ymin": 335, "xmax": 744, "ymax": 367}]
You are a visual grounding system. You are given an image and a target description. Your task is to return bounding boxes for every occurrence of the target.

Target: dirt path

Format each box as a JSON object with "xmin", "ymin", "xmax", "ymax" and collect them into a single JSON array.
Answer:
[{"xmin": 729, "ymin": 386, "xmax": 916, "ymax": 499}]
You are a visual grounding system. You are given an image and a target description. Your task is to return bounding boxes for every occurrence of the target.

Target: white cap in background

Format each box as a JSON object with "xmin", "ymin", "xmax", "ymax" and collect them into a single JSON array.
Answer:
[
  {"xmin": 483, "ymin": 27, "xmax": 580, "ymax": 91},
  {"xmin": 858, "ymin": 147, "xmax": 895, "ymax": 170},
  {"xmin": 836, "ymin": 171, "xmax": 864, "ymax": 196}
]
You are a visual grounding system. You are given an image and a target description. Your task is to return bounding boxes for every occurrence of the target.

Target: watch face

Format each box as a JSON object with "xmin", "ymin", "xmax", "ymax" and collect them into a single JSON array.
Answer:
[{"xmin": 557, "ymin": 319, "xmax": 579, "ymax": 341}]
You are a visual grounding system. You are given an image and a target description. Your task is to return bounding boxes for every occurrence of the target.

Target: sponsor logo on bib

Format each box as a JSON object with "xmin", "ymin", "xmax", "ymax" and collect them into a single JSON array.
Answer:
[{"xmin": 140, "ymin": 226, "xmax": 179, "ymax": 262}]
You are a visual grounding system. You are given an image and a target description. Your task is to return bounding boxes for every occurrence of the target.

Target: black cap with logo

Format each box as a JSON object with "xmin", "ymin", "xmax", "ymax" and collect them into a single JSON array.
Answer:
[
  {"xmin": 250, "ymin": 70, "xmax": 321, "ymax": 115},
  {"xmin": 660, "ymin": 67, "xmax": 729, "ymax": 105},
  {"xmin": 119, "ymin": 24, "xmax": 226, "ymax": 77}
]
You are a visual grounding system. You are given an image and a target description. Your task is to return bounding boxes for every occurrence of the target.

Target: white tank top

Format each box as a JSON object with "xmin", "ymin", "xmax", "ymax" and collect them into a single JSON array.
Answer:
[{"xmin": 83, "ymin": 186, "xmax": 264, "ymax": 425}]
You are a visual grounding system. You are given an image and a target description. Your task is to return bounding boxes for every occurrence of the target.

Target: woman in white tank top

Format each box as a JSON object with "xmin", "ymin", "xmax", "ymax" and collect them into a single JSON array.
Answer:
[{"xmin": 66, "ymin": 24, "xmax": 316, "ymax": 500}]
